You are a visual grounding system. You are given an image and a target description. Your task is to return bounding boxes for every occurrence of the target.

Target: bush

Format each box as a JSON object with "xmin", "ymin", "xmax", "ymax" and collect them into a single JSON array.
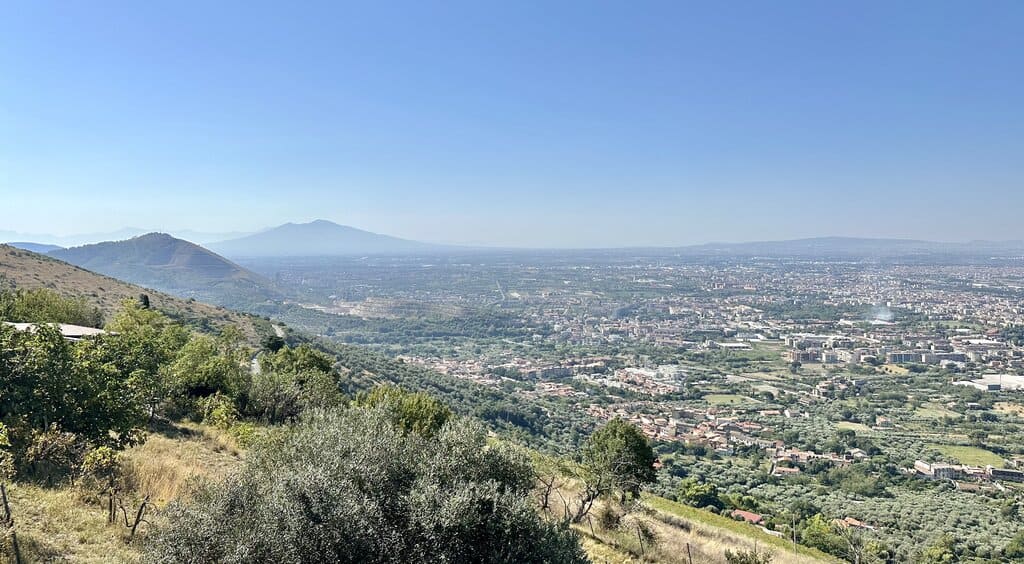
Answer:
[
  {"xmin": 597, "ymin": 504, "xmax": 625, "ymax": 530},
  {"xmin": 725, "ymin": 547, "xmax": 773, "ymax": 564},
  {"xmin": 198, "ymin": 394, "xmax": 239, "ymax": 429},
  {"xmin": 23, "ymin": 425, "xmax": 85, "ymax": 485},
  {"xmin": 145, "ymin": 407, "xmax": 587, "ymax": 563}
]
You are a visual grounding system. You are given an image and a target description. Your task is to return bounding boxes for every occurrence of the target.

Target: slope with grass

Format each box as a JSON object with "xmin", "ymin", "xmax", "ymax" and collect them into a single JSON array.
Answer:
[
  {"xmin": 4, "ymin": 421, "xmax": 244, "ymax": 563},
  {"xmin": 0, "ymin": 244, "xmax": 274, "ymax": 343},
  {"xmin": 50, "ymin": 233, "xmax": 281, "ymax": 309}
]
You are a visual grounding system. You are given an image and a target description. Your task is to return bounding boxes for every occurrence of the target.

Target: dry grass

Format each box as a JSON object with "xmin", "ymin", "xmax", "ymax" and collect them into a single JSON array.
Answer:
[
  {"xmin": 543, "ymin": 479, "xmax": 836, "ymax": 564},
  {"xmin": 3, "ymin": 483, "xmax": 142, "ymax": 563},
  {"xmin": 0, "ymin": 245, "xmax": 269, "ymax": 343},
  {"xmin": 1, "ymin": 421, "xmax": 244, "ymax": 563},
  {"xmin": 119, "ymin": 421, "xmax": 244, "ymax": 507}
]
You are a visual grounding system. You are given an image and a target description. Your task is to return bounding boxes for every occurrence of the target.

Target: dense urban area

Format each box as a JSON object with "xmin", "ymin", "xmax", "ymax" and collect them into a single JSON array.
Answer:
[{"xmin": 237, "ymin": 251, "xmax": 1024, "ymax": 560}]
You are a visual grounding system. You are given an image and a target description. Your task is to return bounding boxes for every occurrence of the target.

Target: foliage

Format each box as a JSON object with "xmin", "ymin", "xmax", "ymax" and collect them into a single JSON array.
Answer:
[
  {"xmin": 0, "ymin": 323, "xmax": 153, "ymax": 473},
  {"xmin": 677, "ymin": 477, "xmax": 722, "ymax": 509},
  {"xmin": 23, "ymin": 425, "xmax": 86, "ymax": 485},
  {"xmin": 354, "ymin": 384, "xmax": 452, "ymax": 437},
  {"xmin": 919, "ymin": 534, "xmax": 957, "ymax": 563},
  {"xmin": 258, "ymin": 344, "xmax": 333, "ymax": 376},
  {"xmin": 198, "ymin": 393, "xmax": 240, "ymax": 429},
  {"xmin": 245, "ymin": 370, "xmax": 343, "ymax": 424},
  {"xmin": 164, "ymin": 332, "xmax": 249, "ymax": 415},
  {"xmin": 145, "ymin": 407, "xmax": 587, "ymax": 563},
  {"xmin": 581, "ymin": 418, "xmax": 656, "ymax": 500},
  {"xmin": 800, "ymin": 514, "xmax": 845, "ymax": 556},
  {"xmin": 0, "ymin": 287, "xmax": 104, "ymax": 327},
  {"xmin": 0, "ymin": 423, "xmax": 14, "ymax": 481},
  {"xmin": 1005, "ymin": 531, "xmax": 1024, "ymax": 559},
  {"xmin": 724, "ymin": 547, "xmax": 773, "ymax": 564}
]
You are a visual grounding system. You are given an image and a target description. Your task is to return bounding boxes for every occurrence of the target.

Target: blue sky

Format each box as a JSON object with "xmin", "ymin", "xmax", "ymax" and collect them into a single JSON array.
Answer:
[{"xmin": 2, "ymin": 1, "xmax": 1023, "ymax": 247}]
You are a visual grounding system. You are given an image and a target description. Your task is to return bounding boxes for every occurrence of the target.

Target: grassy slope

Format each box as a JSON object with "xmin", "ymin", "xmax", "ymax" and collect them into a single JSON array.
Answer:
[
  {"xmin": 927, "ymin": 443, "xmax": 1005, "ymax": 467},
  {"xmin": 0, "ymin": 244, "xmax": 273, "ymax": 344},
  {"xmin": 4, "ymin": 422, "xmax": 243, "ymax": 563},
  {"xmin": 641, "ymin": 496, "xmax": 839, "ymax": 563},
  {"xmin": 50, "ymin": 234, "xmax": 280, "ymax": 307}
]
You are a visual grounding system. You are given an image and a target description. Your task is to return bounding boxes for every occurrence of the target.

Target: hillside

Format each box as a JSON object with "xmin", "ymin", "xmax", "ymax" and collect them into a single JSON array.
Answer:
[
  {"xmin": 209, "ymin": 219, "xmax": 443, "ymax": 257},
  {"xmin": 0, "ymin": 244, "xmax": 272, "ymax": 342},
  {"xmin": 50, "ymin": 233, "xmax": 281, "ymax": 308}
]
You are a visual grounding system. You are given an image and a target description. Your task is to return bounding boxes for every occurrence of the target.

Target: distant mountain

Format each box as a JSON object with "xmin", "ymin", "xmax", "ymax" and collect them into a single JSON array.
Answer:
[
  {"xmin": 1, "ymin": 227, "xmax": 149, "ymax": 248},
  {"xmin": 6, "ymin": 242, "xmax": 64, "ymax": 254},
  {"xmin": 1, "ymin": 227, "xmax": 252, "ymax": 247},
  {"xmin": 0, "ymin": 244, "xmax": 271, "ymax": 343},
  {"xmin": 50, "ymin": 233, "xmax": 281, "ymax": 307},
  {"xmin": 209, "ymin": 220, "xmax": 442, "ymax": 258}
]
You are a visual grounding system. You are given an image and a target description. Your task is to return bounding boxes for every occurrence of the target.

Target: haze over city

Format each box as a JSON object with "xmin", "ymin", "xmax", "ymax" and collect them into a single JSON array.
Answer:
[{"xmin": 3, "ymin": 1, "xmax": 1023, "ymax": 247}]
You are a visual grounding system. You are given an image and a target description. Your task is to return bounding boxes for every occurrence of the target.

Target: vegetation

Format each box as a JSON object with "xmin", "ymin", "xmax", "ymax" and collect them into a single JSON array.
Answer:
[{"xmin": 145, "ymin": 408, "xmax": 587, "ymax": 563}]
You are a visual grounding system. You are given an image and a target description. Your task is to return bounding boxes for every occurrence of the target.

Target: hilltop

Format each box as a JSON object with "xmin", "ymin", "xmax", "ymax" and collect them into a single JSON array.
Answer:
[
  {"xmin": 209, "ymin": 219, "xmax": 443, "ymax": 257},
  {"xmin": 50, "ymin": 233, "xmax": 281, "ymax": 308},
  {"xmin": 0, "ymin": 244, "xmax": 273, "ymax": 342}
]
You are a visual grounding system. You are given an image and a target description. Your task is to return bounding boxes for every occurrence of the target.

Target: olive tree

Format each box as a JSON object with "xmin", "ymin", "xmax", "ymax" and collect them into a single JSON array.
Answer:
[
  {"xmin": 145, "ymin": 407, "xmax": 587, "ymax": 563},
  {"xmin": 570, "ymin": 418, "xmax": 656, "ymax": 522}
]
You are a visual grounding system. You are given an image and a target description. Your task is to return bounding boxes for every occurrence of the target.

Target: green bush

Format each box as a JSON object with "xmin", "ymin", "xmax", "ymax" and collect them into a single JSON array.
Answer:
[{"xmin": 145, "ymin": 407, "xmax": 587, "ymax": 563}]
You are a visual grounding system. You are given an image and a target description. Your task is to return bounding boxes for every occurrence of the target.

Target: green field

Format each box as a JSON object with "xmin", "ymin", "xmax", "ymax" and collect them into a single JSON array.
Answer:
[
  {"xmin": 836, "ymin": 421, "xmax": 872, "ymax": 433},
  {"xmin": 916, "ymin": 403, "xmax": 960, "ymax": 419},
  {"xmin": 704, "ymin": 393, "xmax": 760, "ymax": 406},
  {"xmin": 928, "ymin": 444, "xmax": 1005, "ymax": 467}
]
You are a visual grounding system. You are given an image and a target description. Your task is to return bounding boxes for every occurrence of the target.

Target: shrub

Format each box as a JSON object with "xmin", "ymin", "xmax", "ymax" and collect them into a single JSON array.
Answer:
[
  {"xmin": 198, "ymin": 394, "xmax": 239, "ymax": 429},
  {"xmin": 725, "ymin": 547, "xmax": 773, "ymax": 564},
  {"xmin": 145, "ymin": 407, "xmax": 587, "ymax": 563},
  {"xmin": 23, "ymin": 425, "xmax": 85, "ymax": 485}
]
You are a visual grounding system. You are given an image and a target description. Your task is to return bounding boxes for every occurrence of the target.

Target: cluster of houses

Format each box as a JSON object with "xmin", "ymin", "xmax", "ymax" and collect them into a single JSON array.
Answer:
[{"xmin": 911, "ymin": 460, "xmax": 1024, "ymax": 483}]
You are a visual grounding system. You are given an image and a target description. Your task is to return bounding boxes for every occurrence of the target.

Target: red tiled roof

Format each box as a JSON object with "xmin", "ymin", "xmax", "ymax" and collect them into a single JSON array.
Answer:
[{"xmin": 731, "ymin": 509, "xmax": 764, "ymax": 524}]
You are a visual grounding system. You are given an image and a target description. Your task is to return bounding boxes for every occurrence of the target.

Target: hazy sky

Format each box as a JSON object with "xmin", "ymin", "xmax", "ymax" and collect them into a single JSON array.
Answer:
[{"xmin": 2, "ymin": 1, "xmax": 1023, "ymax": 247}]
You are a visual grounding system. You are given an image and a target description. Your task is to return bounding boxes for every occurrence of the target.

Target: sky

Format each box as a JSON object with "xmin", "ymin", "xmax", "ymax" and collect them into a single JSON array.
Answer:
[{"xmin": 2, "ymin": 1, "xmax": 1023, "ymax": 248}]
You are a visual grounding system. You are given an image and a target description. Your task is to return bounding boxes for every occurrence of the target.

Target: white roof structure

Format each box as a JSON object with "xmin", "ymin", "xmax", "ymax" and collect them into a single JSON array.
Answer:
[{"xmin": 3, "ymin": 322, "xmax": 107, "ymax": 340}]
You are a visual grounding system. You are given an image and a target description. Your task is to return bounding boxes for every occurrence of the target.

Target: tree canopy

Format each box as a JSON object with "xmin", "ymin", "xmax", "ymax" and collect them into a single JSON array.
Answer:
[{"xmin": 145, "ymin": 407, "xmax": 587, "ymax": 564}]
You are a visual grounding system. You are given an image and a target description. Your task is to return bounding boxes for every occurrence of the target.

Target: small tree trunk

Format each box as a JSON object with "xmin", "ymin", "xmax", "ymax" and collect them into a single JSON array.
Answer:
[{"xmin": 2, "ymin": 483, "xmax": 23, "ymax": 564}]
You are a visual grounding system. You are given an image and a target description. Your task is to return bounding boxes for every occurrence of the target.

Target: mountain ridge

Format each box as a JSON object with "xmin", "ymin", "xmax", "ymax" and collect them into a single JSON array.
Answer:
[
  {"xmin": 0, "ymin": 244, "xmax": 272, "ymax": 342},
  {"xmin": 49, "ymin": 233, "xmax": 281, "ymax": 307},
  {"xmin": 208, "ymin": 219, "xmax": 445, "ymax": 257}
]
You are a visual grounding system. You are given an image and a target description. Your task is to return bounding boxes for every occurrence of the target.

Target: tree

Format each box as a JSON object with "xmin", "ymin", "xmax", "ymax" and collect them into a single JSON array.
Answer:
[
  {"xmin": 919, "ymin": 534, "xmax": 957, "ymax": 564},
  {"xmin": 259, "ymin": 344, "xmax": 333, "ymax": 375},
  {"xmin": 355, "ymin": 385, "xmax": 452, "ymax": 437},
  {"xmin": 260, "ymin": 334, "xmax": 285, "ymax": 353},
  {"xmin": 801, "ymin": 514, "xmax": 845, "ymax": 556},
  {"xmin": 569, "ymin": 419, "xmax": 655, "ymax": 522},
  {"xmin": 1005, "ymin": 530, "xmax": 1024, "ymax": 559},
  {"xmin": 164, "ymin": 331, "xmax": 249, "ymax": 416},
  {"xmin": 145, "ymin": 408, "xmax": 587, "ymax": 563},
  {"xmin": 677, "ymin": 477, "xmax": 722, "ymax": 509},
  {"xmin": 0, "ymin": 287, "xmax": 103, "ymax": 327},
  {"xmin": 246, "ymin": 370, "xmax": 343, "ymax": 424}
]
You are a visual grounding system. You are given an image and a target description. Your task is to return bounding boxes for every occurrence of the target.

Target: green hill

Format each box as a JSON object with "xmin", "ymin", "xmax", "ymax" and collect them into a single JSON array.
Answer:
[
  {"xmin": 49, "ymin": 233, "xmax": 281, "ymax": 309},
  {"xmin": 0, "ymin": 244, "xmax": 273, "ymax": 342}
]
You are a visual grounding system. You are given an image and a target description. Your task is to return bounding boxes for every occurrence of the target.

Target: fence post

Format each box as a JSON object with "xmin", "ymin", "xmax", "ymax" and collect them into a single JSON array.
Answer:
[{"xmin": 1, "ymin": 483, "xmax": 23, "ymax": 564}]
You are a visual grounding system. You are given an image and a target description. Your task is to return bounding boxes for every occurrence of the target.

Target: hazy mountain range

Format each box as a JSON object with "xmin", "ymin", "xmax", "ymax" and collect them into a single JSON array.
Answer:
[
  {"xmin": 208, "ymin": 220, "xmax": 443, "ymax": 258},
  {"xmin": 5, "ymin": 220, "xmax": 1024, "ymax": 260},
  {"xmin": 0, "ymin": 227, "xmax": 251, "ymax": 248}
]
